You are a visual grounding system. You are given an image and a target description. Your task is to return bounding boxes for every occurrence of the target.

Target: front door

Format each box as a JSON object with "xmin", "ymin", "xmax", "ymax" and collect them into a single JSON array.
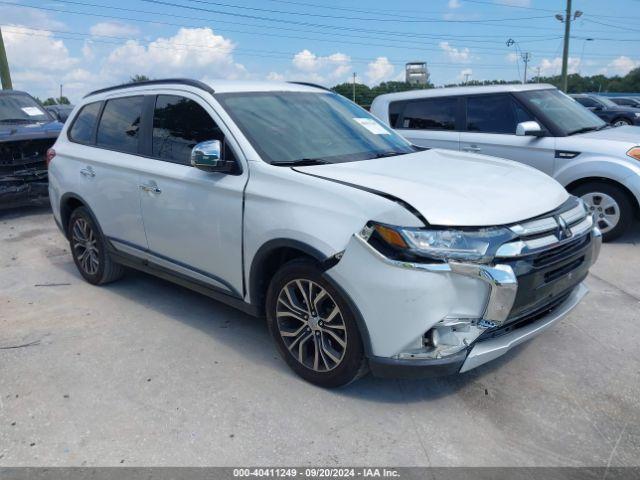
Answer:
[
  {"xmin": 459, "ymin": 94, "xmax": 557, "ymax": 176},
  {"xmin": 138, "ymin": 93, "xmax": 247, "ymax": 297}
]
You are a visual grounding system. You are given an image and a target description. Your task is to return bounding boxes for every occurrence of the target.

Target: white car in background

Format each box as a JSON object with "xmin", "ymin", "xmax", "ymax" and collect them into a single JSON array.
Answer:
[
  {"xmin": 48, "ymin": 79, "xmax": 600, "ymax": 387},
  {"xmin": 371, "ymin": 84, "xmax": 640, "ymax": 241}
]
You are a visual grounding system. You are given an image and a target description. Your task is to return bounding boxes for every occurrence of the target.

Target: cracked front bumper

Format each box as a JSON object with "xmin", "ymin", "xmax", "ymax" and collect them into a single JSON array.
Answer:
[{"xmin": 327, "ymin": 226, "xmax": 601, "ymax": 378}]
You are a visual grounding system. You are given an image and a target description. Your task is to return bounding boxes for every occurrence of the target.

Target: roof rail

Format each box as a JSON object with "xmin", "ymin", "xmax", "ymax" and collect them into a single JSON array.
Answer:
[
  {"xmin": 287, "ymin": 81, "xmax": 331, "ymax": 92},
  {"xmin": 84, "ymin": 78, "xmax": 215, "ymax": 98}
]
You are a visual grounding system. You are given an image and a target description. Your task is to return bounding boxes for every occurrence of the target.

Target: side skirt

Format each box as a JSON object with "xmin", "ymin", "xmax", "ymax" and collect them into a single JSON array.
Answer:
[{"xmin": 108, "ymin": 248, "xmax": 260, "ymax": 317}]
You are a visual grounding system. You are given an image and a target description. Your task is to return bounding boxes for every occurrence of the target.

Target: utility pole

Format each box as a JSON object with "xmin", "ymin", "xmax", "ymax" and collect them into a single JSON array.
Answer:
[
  {"xmin": 521, "ymin": 52, "xmax": 531, "ymax": 84},
  {"xmin": 463, "ymin": 73, "xmax": 470, "ymax": 84},
  {"xmin": 352, "ymin": 72, "xmax": 356, "ymax": 102},
  {"xmin": 60, "ymin": 84, "xmax": 63, "ymax": 101},
  {"xmin": 0, "ymin": 26, "xmax": 13, "ymax": 90},
  {"xmin": 536, "ymin": 67, "xmax": 541, "ymax": 83},
  {"xmin": 556, "ymin": 1, "xmax": 582, "ymax": 92}
]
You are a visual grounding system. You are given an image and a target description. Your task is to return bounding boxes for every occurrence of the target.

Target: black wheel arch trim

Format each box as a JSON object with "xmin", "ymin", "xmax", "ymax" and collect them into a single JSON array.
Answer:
[
  {"xmin": 250, "ymin": 238, "xmax": 374, "ymax": 356},
  {"xmin": 59, "ymin": 192, "xmax": 104, "ymax": 240}
]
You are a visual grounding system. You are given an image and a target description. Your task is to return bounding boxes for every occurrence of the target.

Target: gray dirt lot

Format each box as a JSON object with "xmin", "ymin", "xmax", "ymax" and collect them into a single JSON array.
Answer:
[{"xmin": 0, "ymin": 206, "xmax": 639, "ymax": 467}]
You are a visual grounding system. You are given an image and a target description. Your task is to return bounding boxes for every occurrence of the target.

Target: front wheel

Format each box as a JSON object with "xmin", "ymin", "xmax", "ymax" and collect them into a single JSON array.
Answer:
[
  {"xmin": 572, "ymin": 182, "xmax": 633, "ymax": 242},
  {"xmin": 612, "ymin": 117, "xmax": 632, "ymax": 127},
  {"xmin": 266, "ymin": 259, "xmax": 367, "ymax": 388}
]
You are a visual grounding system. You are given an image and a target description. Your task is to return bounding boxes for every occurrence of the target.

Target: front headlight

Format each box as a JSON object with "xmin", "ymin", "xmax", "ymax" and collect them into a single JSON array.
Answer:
[
  {"xmin": 627, "ymin": 146, "xmax": 640, "ymax": 161},
  {"xmin": 366, "ymin": 222, "xmax": 514, "ymax": 263}
]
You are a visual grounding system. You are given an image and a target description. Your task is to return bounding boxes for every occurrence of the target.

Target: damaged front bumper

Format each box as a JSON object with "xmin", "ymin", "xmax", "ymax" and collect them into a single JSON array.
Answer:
[
  {"xmin": 326, "ymin": 222, "xmax": 602, "ymax": 379},
  {"xmin": 0, "ymin": 137, "xmax": 57, "ymax": 209}
]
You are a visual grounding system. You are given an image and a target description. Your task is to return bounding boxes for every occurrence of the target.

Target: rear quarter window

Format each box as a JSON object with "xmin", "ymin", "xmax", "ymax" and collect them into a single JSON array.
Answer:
[{"xmin": 68, "ymin": 102, "xmax": 102, "ymax": 144}]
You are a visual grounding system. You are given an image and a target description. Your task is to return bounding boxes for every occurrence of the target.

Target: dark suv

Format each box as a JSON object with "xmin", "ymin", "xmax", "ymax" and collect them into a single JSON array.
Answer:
[{"xmin": 571, "ymin": 94, "xmax": 640, "ymax": 127}]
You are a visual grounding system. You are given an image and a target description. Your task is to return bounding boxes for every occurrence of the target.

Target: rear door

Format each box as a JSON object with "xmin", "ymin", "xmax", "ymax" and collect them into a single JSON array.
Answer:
[
  {"xmin": 392, "ymin": 96, "xmax": 461, "ymax": 150},
  {"xmin": 67, "ymin": 95, "xmax": 148, "ymax": 250},
  {"xmin": 459, "ymin": 93, "xmax": 557, "ymax": 175},
  {"xmin": 137, "ymin": 92, "xmax": 246, "ymax": 297}
]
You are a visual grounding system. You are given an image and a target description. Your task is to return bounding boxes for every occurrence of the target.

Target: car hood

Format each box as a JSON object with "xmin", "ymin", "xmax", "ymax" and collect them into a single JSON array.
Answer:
[
  {"xmin": 0, "ymin": 121, "xmax": 63, "ymax": 143},
  {"xmin": 575, "ymin": 125, "xmax": 640, "ymax": 143},
  {"xmin": 294, "ymin": 149, "xmax": 569, "ymax": 227}
]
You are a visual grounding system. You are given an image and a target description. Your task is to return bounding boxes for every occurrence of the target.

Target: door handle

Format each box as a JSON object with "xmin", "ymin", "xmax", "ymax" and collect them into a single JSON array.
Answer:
[
  {"xmin": 463, "ymin": 145, "xmax": 482, "ymax": 152},
  {"xmin": 139, "ymin": 183, "xmax": 162, "ymax": 194},
  {"xmin": 80, "ymin": 167, "xmax": 95, "ymax": 178}
]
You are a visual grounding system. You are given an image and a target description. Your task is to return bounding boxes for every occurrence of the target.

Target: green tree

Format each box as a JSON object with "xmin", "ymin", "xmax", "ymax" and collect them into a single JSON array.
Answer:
[
  {"xmin": 57, "ymin": 96, "xmax": 70, "ymax": 105},
  {"xmin": 42, "ymin": 97, "xmax": 57, "ymax": 106},
  {"xmin": 129, "ymin": 74, "xmax": 151, "ymax": 83}
]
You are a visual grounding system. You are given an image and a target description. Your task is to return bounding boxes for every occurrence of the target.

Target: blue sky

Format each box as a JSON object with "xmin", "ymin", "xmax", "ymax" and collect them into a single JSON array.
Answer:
[{"xmin": 1, "ymin": 0, "xmax": 638, "ymax": 101}]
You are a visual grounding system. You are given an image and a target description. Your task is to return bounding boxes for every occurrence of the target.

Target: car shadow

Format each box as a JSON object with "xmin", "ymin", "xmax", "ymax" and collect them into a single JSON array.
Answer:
[
  {"xmin": 613, "ymin": 219, "xmax": 640, "ymax": 245},
  {"xmin": 47, "ymin": 253, "xmax": 530, "ymax": 403}
]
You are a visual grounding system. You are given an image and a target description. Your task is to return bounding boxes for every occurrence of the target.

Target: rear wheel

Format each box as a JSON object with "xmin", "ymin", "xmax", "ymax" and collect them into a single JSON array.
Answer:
[
  {"xmin": 572, "ymin": 182, "xmax": 633, "ymax": 242},
  {"xmin": 68, "ymin": 207, "xmax": 124, "ymax": 285},
  {"xmin": 266, "ymin": 259, "xmax": 367, "ymax": 387}
]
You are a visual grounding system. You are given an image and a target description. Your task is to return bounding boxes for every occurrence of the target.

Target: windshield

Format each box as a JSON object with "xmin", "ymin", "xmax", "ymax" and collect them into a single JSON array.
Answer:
[
  {"xmin": 518, "ymin": 89, "xmax": 605, "ymax": 136},
  {"xmin": 0, "ymin": 93, "xmax": 52, "ymax": 123},
  {"xmin": 215, "ymin": 91, "xmax": 415, "ymax": 165},
  {"xmin": 595, "ymin": 96, "xmax": 618, "ymax": 108}
]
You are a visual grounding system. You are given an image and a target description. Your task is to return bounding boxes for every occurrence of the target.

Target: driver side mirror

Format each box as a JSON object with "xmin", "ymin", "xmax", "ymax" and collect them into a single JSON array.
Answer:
[
  {"xmin": 516, "ymin": 121, "xmax": 544, "ymax": 137},
  {"xmin": 190, "ymin": 140, "xmax": 235, "ymax": 173}
]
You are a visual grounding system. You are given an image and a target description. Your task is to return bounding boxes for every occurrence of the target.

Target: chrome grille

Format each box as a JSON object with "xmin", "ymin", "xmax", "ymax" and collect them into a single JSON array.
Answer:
[{"xmin": 496, "ymin": 198, "xmax": 593, "ymax": 258}]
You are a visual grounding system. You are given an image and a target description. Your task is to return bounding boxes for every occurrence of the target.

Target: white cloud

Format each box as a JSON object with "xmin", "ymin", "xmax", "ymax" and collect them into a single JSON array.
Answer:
[
  {"xmin": 448, "ymin": 0, "xmax": 462, "ymax": 8},
  {"xmin": 538, "ymin": 57, "xmax": 580, "ymax": 76},
  {"xmin": 90, "ymin": 22, "xmax": 140, "ymax": 38},
  {"xmin": 366, "ymin": 57, "xmax": 395, "ymax": 84},
  {"xmin": 3, "ymin": 27, "xmax": 78, "ymax": 72},
  {"xmin": 289, "ymin": 49, "xmax": 352, "ymax": 83},
  {"xmin": 439, "ymin": 42, "xmax": 471, "ymax": 62},
  {"xmin": 266, "ymin": 71, "xmax": 285, "ymax": 81},
  {"xmin": 103, "ymin": 28, "xmax": 247, "ymax": 81},
  {"xmin": 506, "ymin": 52, "xmax": 519, "ymax": 63},
  {"xmin": 602, "ymin": 56, "xmax": 640, "ymax": 76}
]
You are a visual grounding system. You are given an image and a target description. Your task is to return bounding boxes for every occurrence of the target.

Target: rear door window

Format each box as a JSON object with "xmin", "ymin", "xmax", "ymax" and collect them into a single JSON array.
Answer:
[
  {"xmin": 97, "ymin": 96, "xmax": 144, "ymax": 154},
  {"xmin": 466, "ymin": 94, "xmax": 519, "ymax": 134},
  {"xmin": 399, "ymin": 97, "xmax": 457, "ymax": 131},
  {"xmin": 152, "ymin": 95, "xmax": 225, "ymax": 165},
  {"xmin": 69, "ymin": 102, "xmax": 102, "ymax": 144}
]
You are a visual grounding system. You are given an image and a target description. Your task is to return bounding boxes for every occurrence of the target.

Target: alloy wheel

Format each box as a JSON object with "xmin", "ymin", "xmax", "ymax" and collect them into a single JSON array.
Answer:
[
  {"xmin": 72, "ymin": 218, "xmax": 100, "ymax": 276},
  {"xmin": 581, "ymin": 192, "xmax": 621, "ymax": 234},
  {"xmin": 613, "ymin": 119, "xmax": 630, "ymax": 127},
  {"xmin": 275, "ymin": 279, "xmax": 347, "ymax": 372}
]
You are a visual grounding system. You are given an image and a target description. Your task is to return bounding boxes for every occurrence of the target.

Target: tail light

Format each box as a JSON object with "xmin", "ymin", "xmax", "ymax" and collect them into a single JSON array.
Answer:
[{"xmin": 46, "ymin": 148, "xmax": 56, "ymax": 167}]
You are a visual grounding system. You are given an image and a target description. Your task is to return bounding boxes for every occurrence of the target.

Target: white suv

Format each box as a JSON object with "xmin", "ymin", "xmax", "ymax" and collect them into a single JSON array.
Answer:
[
  {"xmin": 48, "ymin": 79, "xmax": 601, "ymax": 387},
  {"xmin": 371, "ymin": 84, "xmax": 640, "ymax": 241}
]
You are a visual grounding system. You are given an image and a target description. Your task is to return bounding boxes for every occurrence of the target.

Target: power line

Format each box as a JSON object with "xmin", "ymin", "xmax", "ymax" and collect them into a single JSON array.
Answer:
[
  {"xmin": 1, "ymin": 2, "xmax": 635, "ymax": 61},
  {"xmin": 177, "ymin": 0, "xmax": 552, "ymax": 23}
]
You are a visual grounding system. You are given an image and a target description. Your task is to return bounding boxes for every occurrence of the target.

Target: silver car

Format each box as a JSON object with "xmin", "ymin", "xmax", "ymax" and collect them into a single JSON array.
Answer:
[{"xmin": 371, "ymin": 84, "xmax": 640, "ymax": 241}]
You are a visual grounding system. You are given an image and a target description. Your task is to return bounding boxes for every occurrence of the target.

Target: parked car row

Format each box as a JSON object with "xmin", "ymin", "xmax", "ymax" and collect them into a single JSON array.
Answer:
[
  {"xmin": 371, "ymin": 84, "xmax": 640, "ymax": 241},
  {"xmin": 46, "ymin": 79, "xmax": 605, "ymax": 386},
  {"xmin": 571, "ymin": 93, "xmax": 640, "ymax": 127}
]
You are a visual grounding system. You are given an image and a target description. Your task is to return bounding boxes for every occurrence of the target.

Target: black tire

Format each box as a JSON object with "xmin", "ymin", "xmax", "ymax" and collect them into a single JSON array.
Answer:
[
  {"xmin": 571, "ymin": 182, "xmax": 633, "ymax": 242},
  {"xmin": 266, "ymin": 259, "xmax": 368, "ymax": 388},
  {"xmin": 612, "ymin": 117, "xmax": 632, "ymax": 127},
  {"xmin": 68, "ymin": 206, "xmax": 124, "ymax": 285}
]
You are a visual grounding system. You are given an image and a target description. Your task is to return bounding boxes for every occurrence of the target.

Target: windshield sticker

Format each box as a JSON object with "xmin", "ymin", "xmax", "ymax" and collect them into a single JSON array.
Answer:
[
  {"xmin": 353, "ymin": 117, "xmax": 390, "ymax": 135},
  {"xmin": 21, "ymin": 107, "xmax": 44, "ymax": 116}
]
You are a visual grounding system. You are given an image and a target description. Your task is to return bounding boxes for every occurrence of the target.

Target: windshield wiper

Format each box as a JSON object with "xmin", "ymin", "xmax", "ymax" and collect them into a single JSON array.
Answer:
[
  {"xmin": 271, "ymin": 158, "xmax": 331, "ymax": 166},
  {"xmin": 0, "ymin": 118, "xmax": 36, "ymax": 124}
]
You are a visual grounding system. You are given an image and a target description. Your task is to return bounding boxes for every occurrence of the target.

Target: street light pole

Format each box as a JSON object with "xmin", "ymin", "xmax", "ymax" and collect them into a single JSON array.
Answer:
[
  {"xmin": 352, "ymin": 72, "xmax": 356, "ymax": 102},
  {"xmin": 560, "ymin": 0, "xmax": 572, "ymax": 92}
]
